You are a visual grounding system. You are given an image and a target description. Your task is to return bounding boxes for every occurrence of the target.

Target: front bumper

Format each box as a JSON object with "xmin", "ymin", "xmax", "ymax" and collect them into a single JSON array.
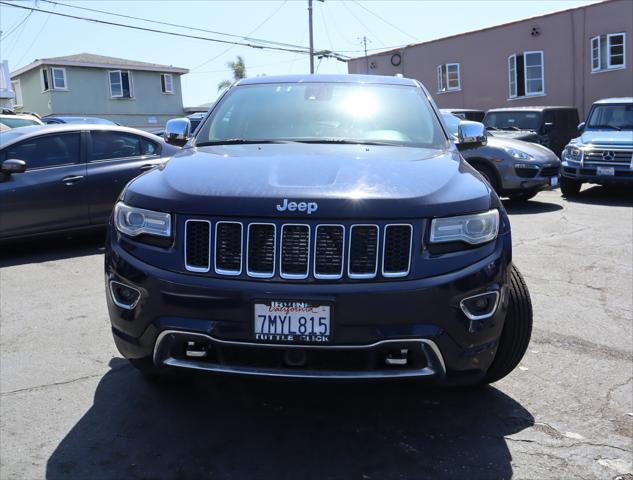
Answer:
[
  {"xmin": 500, "ymin": 163, "xmax": 560, "ymax": 193},
  {"xmin": 562, "ymin": 161, "xmax": 633, "ymax": 184},
  {"xmin": 105, "ymin": 232, "xmax": 511, "ymax": 382}
]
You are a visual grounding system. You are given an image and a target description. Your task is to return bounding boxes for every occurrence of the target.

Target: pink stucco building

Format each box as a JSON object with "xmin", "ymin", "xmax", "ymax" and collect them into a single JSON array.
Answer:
[{"xmin": 347, "ymin": 0, "xmax": 632, "ymax": 117}]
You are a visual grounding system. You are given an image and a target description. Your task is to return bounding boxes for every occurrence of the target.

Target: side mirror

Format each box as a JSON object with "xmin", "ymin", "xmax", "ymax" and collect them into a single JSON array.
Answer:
[
  {"xmin": 163, "ymin": 118, "xmax": 191, "ymax": 147},
  {"xmin": 577, "ymin": 122, "xmax": 585, "ymax": 132},
  {"xmin": 1, "ymin": 159, "xmax": 26, "ymax": 175},
  {"xmin": 458, "ymin": 121, "xmax": 487, "ymax": 146}
]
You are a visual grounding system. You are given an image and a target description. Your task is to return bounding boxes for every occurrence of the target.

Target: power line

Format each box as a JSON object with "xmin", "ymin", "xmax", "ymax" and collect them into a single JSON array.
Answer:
[
  {"xmin": 341, "ymin": 0, "xmax": 385, "ymax": 47},
  {"xmin": 0, "ymin": 10, "xmax": 31, "ymax": 41},
  {"xmin": 192, "ymin": 0, "xmax": 289, "ymax": 71},
  {"xmin": 40, "ymin": 0, "xmax": 305, "ymax": 51},
  {"xmin": 0, "ymin": 1, "xmax": 321, "ymax": 57},
  {"xmin": 15, "ymin": 11, "xmax": 53, "ymax": 66},
  {"xmin": 350, "ymin": 0, "xmax": 418, "ymax": 42}
]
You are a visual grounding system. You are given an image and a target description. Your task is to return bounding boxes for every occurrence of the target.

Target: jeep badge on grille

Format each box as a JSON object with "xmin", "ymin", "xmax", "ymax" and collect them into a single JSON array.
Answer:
[{"xmin": 276, "ymin": 199, "xmax": 318, "ymax": 214}]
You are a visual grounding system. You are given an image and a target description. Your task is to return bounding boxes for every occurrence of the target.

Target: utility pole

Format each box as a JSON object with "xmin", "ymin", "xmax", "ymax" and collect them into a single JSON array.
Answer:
[
  {"xmin": 308, "ymin": 0, "xmax": 315, "ymax": 74},
  {"xmin": 358, "ymin": 36, "xmax": 371, "ymax": 73},
  {"xmin": 308, "ymin": 0, "xmax": 324, "ymax": 74}
]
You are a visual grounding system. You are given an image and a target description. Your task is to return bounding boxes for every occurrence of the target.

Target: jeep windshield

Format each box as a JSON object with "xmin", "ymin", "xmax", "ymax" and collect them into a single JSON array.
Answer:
[
  {"xmin": 586, "ymin": 104, "xmax": 633, "ymax": 131},
  {"xmin": 483, "ymin": 111, "xmax": 541, "ymax": 131},
  {"xmin": 195, "ymin": 82, "xmax": 448, "ymax": 149}
]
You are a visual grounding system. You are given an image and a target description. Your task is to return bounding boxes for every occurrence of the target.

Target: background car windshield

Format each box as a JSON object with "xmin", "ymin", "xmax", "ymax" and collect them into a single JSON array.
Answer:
[
  {"xmin": 0, "ymin": 118, "xmax": 40, "ymax": 128},
  {"xmin": 586, "ymin": 104, "xmax": 633, "ymax": 130},
  {"xmin": 197, "ymin": 83, "xmax": 447, "ymax": 148},
  {"xmin": 484, "ymin": 112, "xmax": 541, "ymax": 130}
]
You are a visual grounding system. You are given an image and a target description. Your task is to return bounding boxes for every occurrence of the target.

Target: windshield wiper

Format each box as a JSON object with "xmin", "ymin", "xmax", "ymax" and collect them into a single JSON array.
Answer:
[
  {"xmin": 290, "ymin": 138, "xmax": 402, "ymax": 146},
  {"xmin": 588, "ymin": 125, "xmax": 622, "ymax": 131},
  {"xmin": 196, "ymin": 139, "xmax": 298, "ymax": 146}
]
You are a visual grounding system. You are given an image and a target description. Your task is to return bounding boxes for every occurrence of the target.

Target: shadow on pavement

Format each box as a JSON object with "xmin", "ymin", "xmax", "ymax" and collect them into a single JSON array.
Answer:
[
  {"xmin": 502, "ymin": 198, "xmax": 563, "ymax": 215},
  {"xmin": 0, "ymin": 230, "xmax": 106, "ymax": 268},
  {"xmin": 46, "ymin": 358, "xmax": 534, "ymax": 480},
  {"xmin": 564, "ymin": 185, "xmax": 633, "ymax": 207}
]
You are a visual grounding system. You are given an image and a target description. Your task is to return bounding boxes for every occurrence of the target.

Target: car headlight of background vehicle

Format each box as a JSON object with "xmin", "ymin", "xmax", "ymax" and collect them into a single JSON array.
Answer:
[
  {"xmin": 501, "ymin": 146, "xmax": 535, "ymax": 161},
  {"xmin": 114, "ymin": 202, "xmax": 172, "ymax": 238},
  {"xmin": 563, "ymin": 145, "xmax": 583, "ymax": 162},
  {"xmin": 430, "ymin": 209, "xmax": 499, "ymax": 245}
]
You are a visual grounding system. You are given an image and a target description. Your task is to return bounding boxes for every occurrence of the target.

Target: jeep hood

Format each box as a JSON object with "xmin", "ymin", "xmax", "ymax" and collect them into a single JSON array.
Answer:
[
  {"xmin": 577, "ymin": 130, "xmax": 633, "ymax": 147},
  {"xmin": 123, "ymin": 144, "xmax": 493, "ymax": 219}
]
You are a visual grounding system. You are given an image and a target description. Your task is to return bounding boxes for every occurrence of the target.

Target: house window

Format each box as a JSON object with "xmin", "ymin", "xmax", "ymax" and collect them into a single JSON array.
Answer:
[
  {"xmin": 41, "ymin": 67, "xmax": 67, "ymax": 91},
  {"xmin": 591, "ymin": 33, "xmax": 626, "ymax": 72},
  {"xmin": 51, "ymin": 67, "xmax": 67, "ymax": 89},
  {"xmin": 508, "ymin": 51, "xmax": 544, "ymax": 98},
  {"xmin": 42, "ymin": 69, "xmax": 50, "ymax": 91},
  {"xmin": 437, "ymin": 63, "xmax": 460, "ymax": 92},
  {"xmin": 161, "ymin": 73, "xmax": 174, "ymax": 94},
  {"xmin": 11, "ymin": 80, "xmax": 23, "ymax": 107},
  {"xmin": 109, "ymin": 70, "xmax": 133, "ymax": 98}
]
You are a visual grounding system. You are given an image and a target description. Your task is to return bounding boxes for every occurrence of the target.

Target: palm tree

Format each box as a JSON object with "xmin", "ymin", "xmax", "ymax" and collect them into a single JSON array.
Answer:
[{"xmin": 218, "ymin": 56, "xmax": 246, "ymax": 91}]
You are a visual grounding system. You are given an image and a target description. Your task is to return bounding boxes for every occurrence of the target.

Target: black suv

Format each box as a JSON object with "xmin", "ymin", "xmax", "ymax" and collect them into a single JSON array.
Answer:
[
  {"xmin": 484, "ymin": 107, "xmax": 579, "ymax": 156},
  {"xmin": 105, "ymin": 75, "xmax": 533, "ymax": 386}
]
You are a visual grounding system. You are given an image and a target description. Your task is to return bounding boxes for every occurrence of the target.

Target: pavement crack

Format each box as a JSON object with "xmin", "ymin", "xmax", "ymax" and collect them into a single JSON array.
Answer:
[{"xmin": 1, "ymin": 364, "xmax": 130, "ymax": 396}]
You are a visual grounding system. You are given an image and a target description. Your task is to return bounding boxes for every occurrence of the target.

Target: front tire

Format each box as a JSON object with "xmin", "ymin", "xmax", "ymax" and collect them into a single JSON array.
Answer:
[
  {"xmin": 474, "ymin": 164, "xmax": 500, "ymax": 193},
  {"xmin": 560, "ymin": 176, "xmax": 582, "ymax": 197},
  {"xmin": 483, "ymin": 265, "xmax": 533, "ymax": 384}
]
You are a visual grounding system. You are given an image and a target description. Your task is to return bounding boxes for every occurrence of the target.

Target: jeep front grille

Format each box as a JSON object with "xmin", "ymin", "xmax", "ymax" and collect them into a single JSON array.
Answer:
[
  {"xmin": 184, "ymin": 220, "xmax": 211, "ymax": 272},
  {"xmin": 314, "ymin": 225, "xmax": 345, "ymax": 279},
  {"xmin": 214, "ymin": 222, "xmax": 242, "ymax": 275},
  {"xmin": 382, "ymin": 225, "xmax": 413, "ymax": 277},
  {"xmin": 183, "ymin": 220, "xmax": 414, "ymax": 281},
  {"xmin": 280, "ymin": 225, "xmax": 310, "ymax": 279}
]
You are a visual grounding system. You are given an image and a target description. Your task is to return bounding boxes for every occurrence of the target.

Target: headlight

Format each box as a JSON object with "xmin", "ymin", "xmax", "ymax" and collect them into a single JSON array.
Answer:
[
  {"xmin": 430, "ymin": 209, "xmax": 499, "ymax": 245},
  {"xmin": 114, "ymin": 202, "xmax": 172, "ymax": 238},
  {"xmin": 563, "ymin": 146, "xmax": 582, "ymax": 161},
  {"xmin": 501, "ymin": 146, "xmax": 534, "ymax": 161}
]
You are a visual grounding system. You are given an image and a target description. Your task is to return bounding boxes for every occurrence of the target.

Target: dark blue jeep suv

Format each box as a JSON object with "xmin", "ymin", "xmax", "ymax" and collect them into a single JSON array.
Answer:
[{"xmin": 105, "ymin": 75, "xmax": 532, "ymax": 386}]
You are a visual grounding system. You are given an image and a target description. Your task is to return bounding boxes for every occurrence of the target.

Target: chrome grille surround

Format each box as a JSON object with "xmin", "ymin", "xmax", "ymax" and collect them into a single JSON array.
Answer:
[
  {"xmin": 184, "ymin": 219, "xmax": 212, "ymax": 273},
  {"xmin": 279, "ymin": 224, "xmax": 311, "ymax": 280},
  {"xmin": 347, "ymin": 224, "xmax": 380, "ymax": 280},
  {"xmin": 214, "ymin": 221, "xmax": 243, "ymax": 276},
  {"xmin": 382, "ymin": 224, "xmax": 413, "ymax": 278},
  {"xmin": 313, "ymin": 224, "xmax": 345, "ymax": 280},
  {"xmin": 246, "ymin": 223, "xmax": 276, "ymax": 278}
]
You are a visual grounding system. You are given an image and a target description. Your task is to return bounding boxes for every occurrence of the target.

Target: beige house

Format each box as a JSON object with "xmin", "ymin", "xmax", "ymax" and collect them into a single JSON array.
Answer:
[{"xmin": 347, "ymin": 0, "xmax": 632, "ymax": 117}]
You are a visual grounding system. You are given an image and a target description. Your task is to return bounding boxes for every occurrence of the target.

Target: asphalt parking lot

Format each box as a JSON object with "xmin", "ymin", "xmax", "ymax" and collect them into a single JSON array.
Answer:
[{"xmin": 1, "ymin": 186, "xmax": 631, "ymax": 480}]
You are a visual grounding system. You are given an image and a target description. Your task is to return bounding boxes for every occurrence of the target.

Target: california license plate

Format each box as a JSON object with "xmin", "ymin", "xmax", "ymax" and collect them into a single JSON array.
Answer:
[
  {"xmin": 597, "ymin": 166, "xmax": 615, "ymax": 176},
  {"xmin": 254, "ymin": 301, "xmax": 331, "ymax": 343},
  {"xmin": 550, "ymin": 176, "xmax": 559, "ymax": 187}
]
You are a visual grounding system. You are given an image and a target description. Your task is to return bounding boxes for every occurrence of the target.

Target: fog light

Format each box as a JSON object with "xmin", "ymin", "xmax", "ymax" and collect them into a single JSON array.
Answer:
[
  {"xmin": 109, "ymin": 281, "xmax": 141, "ymax": 310},
  {"xmin": 460, "ymin": 291, "xmax": 500, "ymax": 320}
]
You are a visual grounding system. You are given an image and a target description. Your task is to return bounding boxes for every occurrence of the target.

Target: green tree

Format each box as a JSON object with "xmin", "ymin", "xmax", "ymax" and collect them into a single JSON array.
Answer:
[{"xmin": 218, "ymin": 56, "xmax": 246, "ymax": 91}]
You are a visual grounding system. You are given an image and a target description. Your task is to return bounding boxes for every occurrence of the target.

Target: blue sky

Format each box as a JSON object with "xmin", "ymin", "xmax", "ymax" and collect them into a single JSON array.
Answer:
[{"xmin": 1, "ymin": 0, "xmax": 598, "ymax": 107}]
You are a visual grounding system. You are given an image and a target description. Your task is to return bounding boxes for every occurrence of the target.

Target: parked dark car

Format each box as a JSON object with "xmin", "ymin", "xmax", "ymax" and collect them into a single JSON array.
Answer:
[
  {"xmin": 560, "ymin": 97, "xmax": 633, "ymax": 196},
  {"xmin": 41, "ymin": 116, "xmax": 118, "ymax": 125},
  {"xmin": 441, "ymin": 108, "xmax": 486, "ymax": 122},
  {"xmin": 105, "ymin": 74, "xmax": 533, "ymax": 387},
  {"xmin": 483, "ymin": 107, "xmax": 579, "ymax": 156},
  {"xmin": 0, "ymin": 124, "xmax": 180, "ymax": 240},
  {"xmin": 442, "ymin": 113, "xmax": 560, "ymax": 201}
]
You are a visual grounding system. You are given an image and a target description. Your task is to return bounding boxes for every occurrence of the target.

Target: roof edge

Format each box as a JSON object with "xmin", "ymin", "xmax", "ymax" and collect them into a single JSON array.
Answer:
[{"xmin": 12, "ymin": 59, "xmax": 188, "ymax": 77}]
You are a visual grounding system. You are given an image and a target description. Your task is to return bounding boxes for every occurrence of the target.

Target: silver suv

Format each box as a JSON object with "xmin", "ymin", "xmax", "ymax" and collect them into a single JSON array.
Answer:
[{"xmin": 560, "ymin": 97, "xmax": 633, "ymax": 196}]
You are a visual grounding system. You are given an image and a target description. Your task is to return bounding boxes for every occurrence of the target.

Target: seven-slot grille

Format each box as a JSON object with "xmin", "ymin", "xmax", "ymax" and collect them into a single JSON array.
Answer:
[{"xmin": 184, "ymin": 221, "xmax": 413, "ymax": 280}]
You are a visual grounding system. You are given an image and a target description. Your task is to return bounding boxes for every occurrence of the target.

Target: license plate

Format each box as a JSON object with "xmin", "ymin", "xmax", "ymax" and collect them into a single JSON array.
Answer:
[
  {"xmin": 254, "ymin": 301, "xmax": 331, "ymax": 343},
  {"xmin": 597, "ymin": 166, "xmax": 615, "ymax": 176},
  {"xmin": 550, "ymin": 176, "xmax": 559, "ymax": 187}
]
